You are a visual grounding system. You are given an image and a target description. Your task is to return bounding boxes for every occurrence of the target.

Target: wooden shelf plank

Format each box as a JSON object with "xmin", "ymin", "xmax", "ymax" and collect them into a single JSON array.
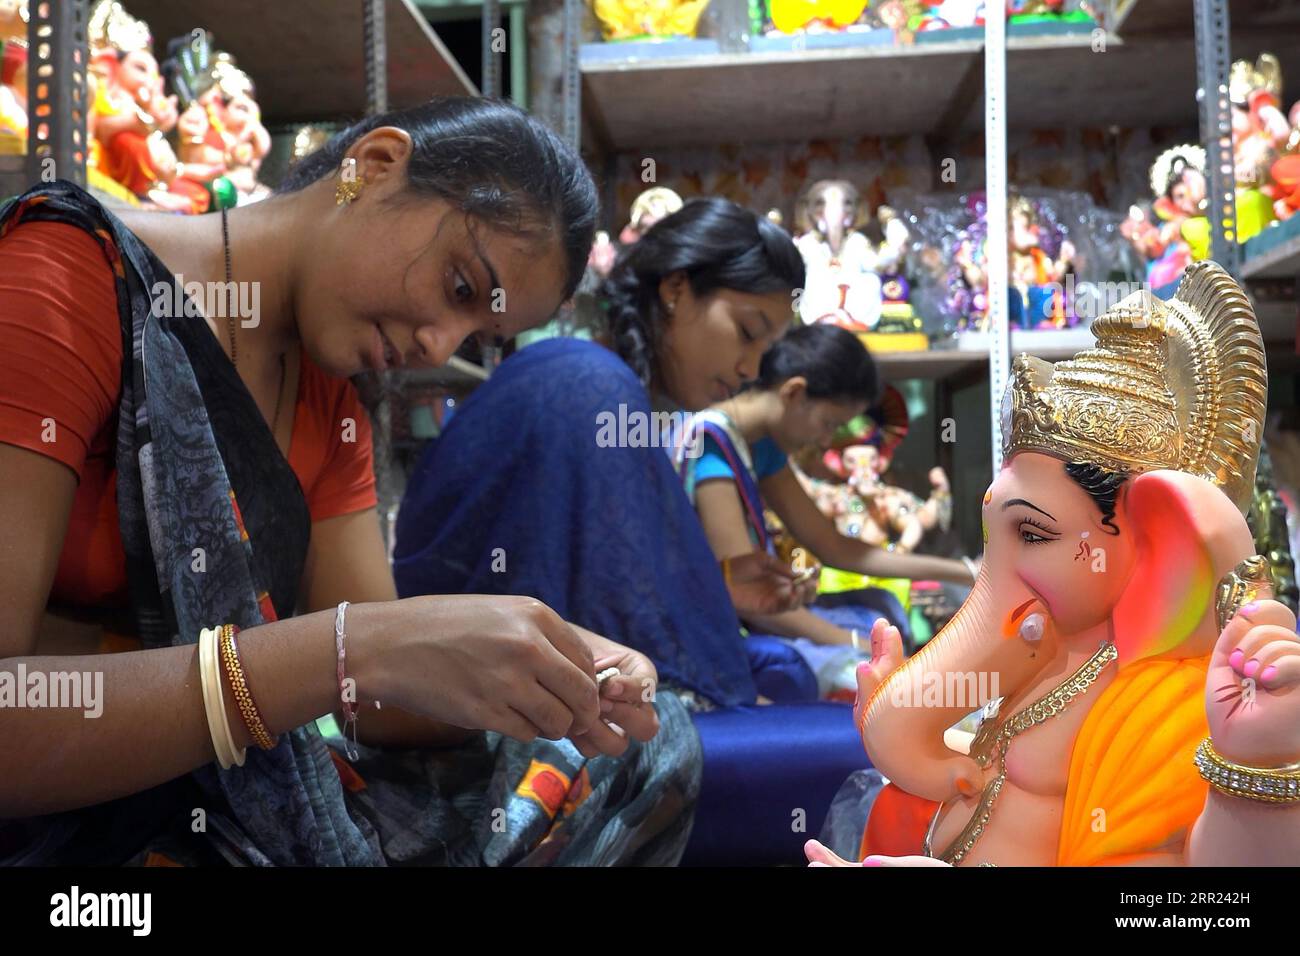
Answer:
[{"xmin": 127, "ymin": 0, "xmax": 474, "ymax": 125}]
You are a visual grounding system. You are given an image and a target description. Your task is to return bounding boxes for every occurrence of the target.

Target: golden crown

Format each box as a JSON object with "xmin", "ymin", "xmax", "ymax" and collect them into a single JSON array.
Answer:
[
  {"xmin": 88, "ymin": 1, "xmax": 152, "ymax": 55},
  {"xmin": 1230, "ymin": 53, "xmax": 1282, "ymax": 105},
  {"xmin": 1001, "ymin": 261, "xmax": 1267, "ymax": 514}
]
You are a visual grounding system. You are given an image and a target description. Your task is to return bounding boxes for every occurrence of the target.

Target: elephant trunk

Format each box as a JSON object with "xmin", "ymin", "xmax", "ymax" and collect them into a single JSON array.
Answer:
[
  {"xmin": 860, "ymin": 570, "xmax": 1050, "ymax": 803},
  {"xmin": 820, "ymin": 187, "xmax": 847, "ymax": 257}
]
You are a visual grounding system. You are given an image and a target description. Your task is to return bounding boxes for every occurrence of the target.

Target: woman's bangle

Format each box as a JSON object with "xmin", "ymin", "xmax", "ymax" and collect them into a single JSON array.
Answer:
[
  {"xmin": 336, "ymin": 601, "xmax": 360, "ymax": 761},
  {"xmin": 198, "ymin": 626, "xmax": 246, "ymax": 770},
  {"xmin": 217, "ymin": 624, "xmax": 277, "ymax": 751},
  {"xmin": 961, "ymin": 556, "xmax": 979, "ymax": 583},
  {"xmin": 721, "ymin": 557, "xmax": 733, "ymax": 588},
  {"xmin": 1195, "ymin": 737, "xmax": 1300, "ymax": 803}
]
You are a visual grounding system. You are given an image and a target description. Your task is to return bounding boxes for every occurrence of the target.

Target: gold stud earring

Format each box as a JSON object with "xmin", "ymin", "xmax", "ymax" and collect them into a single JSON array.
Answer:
[{"xmin": 336, "ymin": 158, "xmax": 363, "ymax": 206}]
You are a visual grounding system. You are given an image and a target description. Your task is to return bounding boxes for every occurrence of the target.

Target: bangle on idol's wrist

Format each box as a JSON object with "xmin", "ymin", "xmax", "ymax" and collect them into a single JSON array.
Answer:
[{"xmin": 1195, "ymin": 737, "xmax": 1300, "ymax": 803}]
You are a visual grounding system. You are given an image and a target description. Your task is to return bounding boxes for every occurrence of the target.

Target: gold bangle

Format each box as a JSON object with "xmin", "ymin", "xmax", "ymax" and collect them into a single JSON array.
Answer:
[
  {"xmin": 721, "ymin": 557, "xmax": 732, "ymax": 588},
  {"xmin": 217, "ymin": 624, "xmax": 277, "ymax": 751},
  {"xmin": 1195, "ymin": 737, "xmax": 1300, "ymax": 803}
]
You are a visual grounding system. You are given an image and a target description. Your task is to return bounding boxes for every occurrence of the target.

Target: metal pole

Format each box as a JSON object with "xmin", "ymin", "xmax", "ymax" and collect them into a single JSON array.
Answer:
[
  {"xmin": 482, "ymin": 0, "xmax": 502, "ymax": 98},
  {"xmin": 985, "ymin": 5, "xmax": 1010, "ymax": 477},
  {"xmin": 561, "ymin": 0, "xmax": 581, "ymax": 150},
  {"xmin": 363, "ymin": 0, "xmax": 389, "ymax": 116},
  {"xmin": 1194, "ymin": 0, "xmax": 1237, "ymax": 274},
  {"xmin": 26, "ymin": 0, "xmax": 90, "ymax": 187},
  {"xmin": 363, "ymin": 0, "xmax": 395, "ymax": 545}
]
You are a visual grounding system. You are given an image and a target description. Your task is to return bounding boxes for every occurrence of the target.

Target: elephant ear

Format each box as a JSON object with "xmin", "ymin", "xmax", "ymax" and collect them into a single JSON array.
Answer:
[{"xmin": 1111, "ymin": 470, "xmax": 1252, "ymax": 664}]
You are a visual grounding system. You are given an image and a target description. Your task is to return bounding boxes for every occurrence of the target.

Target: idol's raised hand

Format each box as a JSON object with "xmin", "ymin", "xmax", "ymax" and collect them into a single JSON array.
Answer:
[{"xmin": 1208, "ymin": 598, "xmax": 1300, "ymax": 768}]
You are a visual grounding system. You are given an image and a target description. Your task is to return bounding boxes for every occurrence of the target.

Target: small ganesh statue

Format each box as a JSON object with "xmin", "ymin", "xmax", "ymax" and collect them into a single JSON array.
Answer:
[
  {"xmin": 794, "ymin": 180, "xmax": 909, "ymax": 333},
  {"xmin": 208, "ymin": 53, "xmax": 271, "ymax": 205},
  {"xmin": 838, "ymin": 443, "xmax": 951, "ymax": 553},
  {"xmin": 1008, "ymin": 195, "xmax": 1074, "ymax": 329},
  {"xmin": 0, "ymin": 36, "xmax": 25, "ymax": 146},
  {"xmin": 815, "ymin": 261, "xmax": 1300, "ymax": 868},
  {"xmin": 1121, "ymin": 144, "xmax": 1210, "ymax": 290},
  {"xmin": 86, "ymin": 0, "xmax": 190, "ymax": 208},
  {"xmin": 159, "ymin": 30, "xmax": 240, "ymax": 214},
  {"xmin": 1230, "ymin": 54, "xmax": 1292, "ymax": 242}
]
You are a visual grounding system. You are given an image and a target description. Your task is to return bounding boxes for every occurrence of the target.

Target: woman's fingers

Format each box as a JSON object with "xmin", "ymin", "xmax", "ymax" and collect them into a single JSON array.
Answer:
[
  {"xmin": 804, "ymin": 839, "xmax": 855, "ymax": 866},
  {"xmin": 494, "ymin": 706, "xmax": 545, "ymax": 743},
  {"xmin": 531, "ymin": 633, "xmax": 601, "ymax": 735},
  {"xmin": 507, "ymin": 680, "xmax": 587, "ymax": 740},
  {"xmin": 603, "ymin": 699, "xmax": 659, "ymax": 742},
  {"xmin": 571, "ymin": 718, "xmax": 630, "ymax": 758}
]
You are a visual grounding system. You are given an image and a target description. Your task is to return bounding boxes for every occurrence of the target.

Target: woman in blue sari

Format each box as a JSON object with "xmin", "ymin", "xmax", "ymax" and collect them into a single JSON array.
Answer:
[{"xmin": 394, "ymin": 200, "xmax": 875, "ymax": 863}]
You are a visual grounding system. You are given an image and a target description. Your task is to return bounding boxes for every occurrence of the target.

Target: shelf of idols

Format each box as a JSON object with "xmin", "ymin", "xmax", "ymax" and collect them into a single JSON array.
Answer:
[{"xmin": 126, "ymin": 0, "xmax": 474, "ymax": 125}]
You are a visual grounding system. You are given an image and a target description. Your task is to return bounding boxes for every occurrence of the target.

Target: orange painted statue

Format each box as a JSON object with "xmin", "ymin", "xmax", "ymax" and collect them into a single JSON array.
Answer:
[{"xmin": 806, "ymin": 261, "xmax": 1300, "ymax": 867}]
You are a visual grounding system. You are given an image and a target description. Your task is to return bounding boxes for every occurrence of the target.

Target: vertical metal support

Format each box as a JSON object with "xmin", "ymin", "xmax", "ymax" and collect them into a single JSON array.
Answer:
[
  {"xmin": 985, "ymin": 6, "xmax": 1011, "ymax": 477},
  {"xmin": 363, "ymin": 0, "xmax": 388, "ymax": 116},
  {"xmin": 27, "ymin": 0, "xmax": 90, "ymax": 186},
  {"xmin": 482, "ymin": 0, "xmax": 502, "ymax": 98},
  {"xmin": 509, "ymin": 3, "xmax": 528, "ymax": 109},
  {"xmin": 1194, "ymin": 0, "xmax": 1238, "ymax": 274},
  {"xmin": 561, "ymin": 0, "xmax": 581, "ymax": 150},
  {"xmin": 363, "ymin": 0, "xmax": 395, "ymax": 547}
]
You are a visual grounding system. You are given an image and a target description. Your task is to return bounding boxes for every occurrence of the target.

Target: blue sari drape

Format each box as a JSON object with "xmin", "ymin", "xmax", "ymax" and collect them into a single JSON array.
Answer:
[{"xmin": 393, "ymin": 337, "xmax": 756, "ymax": 708}]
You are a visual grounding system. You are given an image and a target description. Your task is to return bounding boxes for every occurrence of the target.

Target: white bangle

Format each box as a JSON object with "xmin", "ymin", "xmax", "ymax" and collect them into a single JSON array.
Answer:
[
  {"xmin": 199, "ymin": 626, "xmax": 246, "ymax": 770},
  {"xmin": 961, "ymin": 556, "xmax": 979, "ymax": 583},
  {"xmin": 850, "ymin": 629, "xmax": 863, "ymax": 652}
]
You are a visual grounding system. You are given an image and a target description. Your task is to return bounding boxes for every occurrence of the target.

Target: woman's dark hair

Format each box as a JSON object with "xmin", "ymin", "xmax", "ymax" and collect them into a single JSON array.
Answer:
[
  {"xmin": 600, "ymin": 198, "xmax": 806, "ymax": 386},
  {"xmin": 1065, "ymin": 461, "xmax": 1128, "ymax": 535},
  {"xmin": 754, "ymin": 323, "xmax": 878, "ymax": 404},
  {"xmin": 278, "ymin": 97, "xmax": 598, "ymax": 301}
]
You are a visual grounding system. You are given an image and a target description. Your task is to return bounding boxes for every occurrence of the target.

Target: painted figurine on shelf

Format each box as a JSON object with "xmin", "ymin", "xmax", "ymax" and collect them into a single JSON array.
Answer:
[
  {"xmin": 839, "ymin": 444, "xmax": 952, "ymax": 553},
  {"xmin": 587, "ymin": 230, "xmax": 617, "ymax": 278},
  {"xmin": 0, "ymin": 0, "xmax": 24, "ymax": 46},
  {"xmin": 1121, "ymin": 144, "xmax": 1209, "ymax": 290},
  {"xmin": 160, "ymin": 30, "xmax": 239, "ymax": 215},
  {"xmin": 618, "ymin": 186, "xmax": 681, "ymax": 245},
  {"xmin": 1230, "ymin": 54, "xmax": 1291, "ymax": 243},
  {"xmin": 794, "ymin": 180, "xmax": 908, "ymax": 332},
  {"xmin": 1265, "ymin": 98, "xmax": 1300, "ymax": 222},
  {"xmin": 590, "ymin": 0, "xmax": 711, "ymax": 40},
  {"xmin": 1009, "ymin": 195, "xmax": 1074, "ymax": 329},
  {"xmin": 86, "ymin": 1, "xmax": 192, "ymax": 208},
  {"xmin": 811, "ymin": 261, "xmax": 1300, "ymax": 868},
  {"xmin": 768, "ymin": 0, "xmax": 870, "ymax": 35},
  {"xmin": 0, "ymin": 37, "xmax": 25, "ymax": 146},
  {"xmin": 208, "ymin": 53, "xmax": 271, "ymax": 205}
]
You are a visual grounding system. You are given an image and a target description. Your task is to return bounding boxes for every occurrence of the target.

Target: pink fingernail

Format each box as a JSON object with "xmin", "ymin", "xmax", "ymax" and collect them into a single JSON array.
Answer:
[
  {"xmin": 1261, "ymin": 665, "xmax": 1278, "ymax": 684},
  {"xmin": 1244, "ymin": 658, "xmax": 1260, "ymax": 678},
  {"xmin": 1229, "ymin": 649, "xmax": 1245, "ymax": 670},
  {"xmin": 1241, "ymin": 602, "xmax": 1260, "ymax": 616},
  {"xmin": 862, "ymin": 857, "xmax": 882, "ymax": 867}
]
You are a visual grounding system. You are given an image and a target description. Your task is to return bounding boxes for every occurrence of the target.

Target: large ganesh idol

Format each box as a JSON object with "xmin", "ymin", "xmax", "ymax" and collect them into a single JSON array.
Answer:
[{"xmin": 812, "ymin": 261, "xmax": 1300, "ymax": 867}]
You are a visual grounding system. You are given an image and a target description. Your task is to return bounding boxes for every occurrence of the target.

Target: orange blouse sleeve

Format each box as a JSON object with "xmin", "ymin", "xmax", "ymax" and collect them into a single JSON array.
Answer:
[
  {"xmin": 296, "ymin": 358, "xmax": 379, "ymax": 523},
  {"xmin": 0, "ymin": 220, "xmax": 122, "ymax": 478}
]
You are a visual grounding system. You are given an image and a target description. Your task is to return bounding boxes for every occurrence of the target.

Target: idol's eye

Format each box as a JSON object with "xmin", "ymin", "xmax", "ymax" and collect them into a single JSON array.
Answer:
[{"xmin": 1018, "ymin": 517, "xmax": 1059, "ymax": 545}]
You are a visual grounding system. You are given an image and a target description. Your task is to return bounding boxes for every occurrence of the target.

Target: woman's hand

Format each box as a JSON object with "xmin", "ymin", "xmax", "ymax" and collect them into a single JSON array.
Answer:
[
  {"xmin": 566, "ymin": 629, "xmax": 662, "ymax": 759},
  {"xmin": 723, "ymin": 551, "xmax": 803, "ymax": 616},
  {"xmin": 353, "ymin": 595, "xmax": 601, "ymax": 744}
]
